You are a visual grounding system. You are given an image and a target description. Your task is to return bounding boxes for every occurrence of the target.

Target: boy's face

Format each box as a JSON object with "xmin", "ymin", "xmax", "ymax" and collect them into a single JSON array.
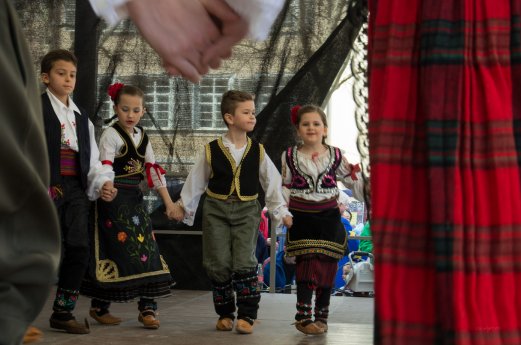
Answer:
[
  {"xmin": 41, "ymin": 59, "xmax": 77, "ymax": 100},
  {"xmin": 225, "ymin": 100, "xmax": 256, "ymax": 132}
]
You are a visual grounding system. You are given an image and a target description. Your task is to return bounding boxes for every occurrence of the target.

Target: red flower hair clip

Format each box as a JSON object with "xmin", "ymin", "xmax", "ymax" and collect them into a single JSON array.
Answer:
[
  {"xmin": 290, "ymin": 105, "xmax": 301, "ymax": 125},
  {"xmin": 108, "ymin": 82, "xmax": 124, "ymax": 102}
]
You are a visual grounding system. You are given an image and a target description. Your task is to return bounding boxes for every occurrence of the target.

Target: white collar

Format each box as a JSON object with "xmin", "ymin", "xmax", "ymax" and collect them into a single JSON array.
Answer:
[{"xmin": 46, "ymin": 88, "xmax": 81, "ymax": 114}]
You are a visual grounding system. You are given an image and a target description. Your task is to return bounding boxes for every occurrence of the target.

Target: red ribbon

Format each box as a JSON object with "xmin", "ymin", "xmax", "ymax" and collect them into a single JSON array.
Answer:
[
  {"xmin": 145, "ymin": 163, "xmax": 166, "ymax": 188},
  {"xmin": 348, "ymin": 163, "xmax": 360, "ymax": 181}
]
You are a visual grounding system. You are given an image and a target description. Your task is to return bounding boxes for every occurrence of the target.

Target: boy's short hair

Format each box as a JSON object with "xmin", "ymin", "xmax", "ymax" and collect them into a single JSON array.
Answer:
[
  {"xmin": 40, "ymin": 49, "xmax": 78, "ymax": 75},
  {"xmin": 220, "ymin": 90, "xmax": 254, "ymax": 123}
]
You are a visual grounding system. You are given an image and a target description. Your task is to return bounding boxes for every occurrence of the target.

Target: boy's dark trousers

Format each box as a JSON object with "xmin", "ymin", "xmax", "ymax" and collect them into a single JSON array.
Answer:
[{"xmin": 52, "ymin": 176, "xmax": 91, "ymax": 313}]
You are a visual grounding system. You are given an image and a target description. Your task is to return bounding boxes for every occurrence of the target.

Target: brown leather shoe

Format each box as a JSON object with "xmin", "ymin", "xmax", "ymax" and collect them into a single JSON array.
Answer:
[
  {"xmin": 314, "ymin": 320, "xmax": 328, "ymax": 332},
  {"xmin": 49, "ymin": 317, "xmax": 90, "ymax": 334},
  {"xmin": 215, "ymin": 317, "xmax": 233, "ymax": 331},
  {"xmin": 138, "ymin": 310, "xmax": 160, "ymax": 329},
  {"xmin": 235, "ymin": 319, "xmax": 254, "ymax": 334},
  {"xmin": 294, "ymin": 320, "xmax": 324, "ymax": 335},
  {"xmin": 89, "ymin": 309, "xmax": 122, "ymax": 325},
  {"xmin": 23, "ymin": 326, "xmax": 43, "ymax": 344}
]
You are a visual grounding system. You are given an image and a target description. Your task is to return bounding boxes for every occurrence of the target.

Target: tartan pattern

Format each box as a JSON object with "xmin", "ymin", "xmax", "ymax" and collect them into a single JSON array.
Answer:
[{"xmin": 368, "ymin": 1, "xmax": 521, "ymax": 344}]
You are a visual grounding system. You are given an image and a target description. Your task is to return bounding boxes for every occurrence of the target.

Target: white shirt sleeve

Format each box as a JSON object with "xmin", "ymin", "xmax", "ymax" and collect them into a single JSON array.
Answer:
[
  {"xmin": 86, "ymin": 120, "xmax": 115, "ymax": 200},
  {"xmin": 260, "ymin": 152, "xmax": 291, "ymax": 227},
  {"xmin": 180, "ymin": 149, "xmax": 211, "ymax": 226},
  {"xmin": 88, "ymin": 0, "xmax": 129, "ymax": 26},
  {"xmin": 144, "ymin": 141, "xmax": 168, "ymax": 190},
  {"xmin": 225, "ymin": 0, "xmax": 285, "ymax": 40}
]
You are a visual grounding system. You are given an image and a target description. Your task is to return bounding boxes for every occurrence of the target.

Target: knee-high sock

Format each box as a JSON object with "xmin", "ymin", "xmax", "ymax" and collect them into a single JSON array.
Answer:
[
  {"xmin": 233, "ymin": 269, "xmax": 260, "ymax": 323},
  {"xmin": 212, "ymin": 279, "xmax": 236, "ymax": 318}
]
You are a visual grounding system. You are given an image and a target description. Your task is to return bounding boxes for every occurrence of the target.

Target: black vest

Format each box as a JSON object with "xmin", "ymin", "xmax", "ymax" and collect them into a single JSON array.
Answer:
[
  {"xmin": 206, "ymin": 137, "xmax": 262, "ymax": 200},
  {"xmin": 112, "ymin": 123, "xmax": 149, "ymax": 178},
  {"xmin": 42, "ymin": 93, "xmax": 90, "ymax": 189}
]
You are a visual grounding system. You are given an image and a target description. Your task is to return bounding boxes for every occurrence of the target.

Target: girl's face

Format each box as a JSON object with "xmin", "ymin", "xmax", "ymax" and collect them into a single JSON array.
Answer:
[
  {"xmin": 114, "ymin": 94, "xmax": 145, "ymax": 133},
  {"xmin": 297, "ymin": 111, "xmax": 327, "ymax": 146}
]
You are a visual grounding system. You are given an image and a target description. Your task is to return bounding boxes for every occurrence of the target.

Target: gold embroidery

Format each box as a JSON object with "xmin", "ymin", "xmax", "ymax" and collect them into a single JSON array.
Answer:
[{"xmin": 96, "ymin": 259, "xmax": 120, "ymax": 280}]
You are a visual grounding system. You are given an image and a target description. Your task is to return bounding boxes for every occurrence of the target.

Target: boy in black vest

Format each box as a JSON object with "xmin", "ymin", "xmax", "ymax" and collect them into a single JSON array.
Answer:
[
  {"xmin": 41, "ymin": 49, "xmax": 117, "ymax": 334},
  {"xmin": 172, "ymin": 90, "xmax": 292, "ymax": 334}
]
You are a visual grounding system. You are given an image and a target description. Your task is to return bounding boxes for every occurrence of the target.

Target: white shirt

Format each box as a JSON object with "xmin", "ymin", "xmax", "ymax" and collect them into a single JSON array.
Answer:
[
  {"xmin": 88, "ymin": 0, "xmax": 284, "ymax": 40},
  {"xmin": 98, "ymin": 125, "xmax": 166, "ymax": 189},
  {"xmin": 46, "ymin": 89, "xmax": 114, "ymax": 200},
  {"xmin": 180, "ymin": 134, "xmax": 290, "ymax": 226}
]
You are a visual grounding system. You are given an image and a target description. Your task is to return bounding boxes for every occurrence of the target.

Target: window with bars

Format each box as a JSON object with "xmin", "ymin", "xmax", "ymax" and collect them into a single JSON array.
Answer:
[{"xmin": 98, "ymin": 73, "xmax": 292, "ymax": 131}]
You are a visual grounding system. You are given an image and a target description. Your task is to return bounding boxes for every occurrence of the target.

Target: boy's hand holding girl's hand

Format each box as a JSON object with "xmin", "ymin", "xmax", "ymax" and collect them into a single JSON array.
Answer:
[
  {"xmin": 166, "ymin": 199, "xmax": 185, "ymax": 222},
  {"xmin": 100, "ymin": 181, "xmax": 118, "ymax": 202},
  {"xmin": 164, "ymin": 200, "xmax": 178, "ymax": 221},
  {"xmin": 283, "ymin": 215, "xmax": 293, "ymax": 228}
]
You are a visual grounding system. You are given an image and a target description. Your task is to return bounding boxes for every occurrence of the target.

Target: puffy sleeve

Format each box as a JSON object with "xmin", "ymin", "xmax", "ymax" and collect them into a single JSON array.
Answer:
[
  {"xmin": 144, "ymin": 141, "xmax": 167, "ymax": 190},
  {"xmin": 88, "ymin": 0, "xmax": 129, "ymax": 26},
  {"xmin": 224, "ymin": 0, "xmax": 285, "ymax": 40},
  {"xmin": 259, "ymin": 149, "xmax": 291, "ymax": 226},
  {"xmin": 280, "ymin": 151, "xmax": 291, "ymax": 204},
  {"xmin": 179, "ymin": 148, "xmax": 211, "ymax": 226},
  {"xmin": 337, "ymin": 155, "xmax": 364, "ymax": 202},
  {"xmin": 86, "ymin": 121, "xmax": 115, "ymax": 201}
]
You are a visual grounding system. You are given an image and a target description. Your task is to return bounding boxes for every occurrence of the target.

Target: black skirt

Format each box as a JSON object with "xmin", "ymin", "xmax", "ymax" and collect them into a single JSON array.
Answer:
[{"xmin": 81, "ymin": 187, "xmax": 173, "ymax": 302}]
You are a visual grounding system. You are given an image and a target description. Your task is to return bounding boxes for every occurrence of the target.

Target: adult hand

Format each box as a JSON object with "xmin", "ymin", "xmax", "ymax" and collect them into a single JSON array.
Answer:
[{"xmin": 127, "ymin": 0, "xmax": 245, "ymax": 82}]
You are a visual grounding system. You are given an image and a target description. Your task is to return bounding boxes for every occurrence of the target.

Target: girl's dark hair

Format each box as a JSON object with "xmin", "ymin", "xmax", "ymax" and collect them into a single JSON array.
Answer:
[
  {"xmin": 112, "ymin": 85, "xmax": 145, "ymax": 105},
  {"xmin": 105, "ymin": 85, "xmax": 145, "ymax": 124}
]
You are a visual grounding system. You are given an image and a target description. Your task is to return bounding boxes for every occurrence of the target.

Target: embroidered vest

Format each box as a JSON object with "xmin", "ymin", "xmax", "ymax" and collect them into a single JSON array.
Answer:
[
  {"xmin": 206, "ymin": 137, "xmax": 263, "ymax": 201},
  {"xmin": 112, "ymin": 123, "xmax": 149, "ymax": 179},
  {"xmin": 285, "ymin": 145, "xmax": 342, "ymax": 194},
  {"xmin": 42, "ymin": 93, "xmax": 90, "ymax": 189}
]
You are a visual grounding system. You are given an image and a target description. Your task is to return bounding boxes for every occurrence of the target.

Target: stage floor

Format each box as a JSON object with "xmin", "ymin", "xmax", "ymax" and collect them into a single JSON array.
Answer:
[{"xmin": 31, "ymin": 289, "xmax": 374, "ymax": 345}]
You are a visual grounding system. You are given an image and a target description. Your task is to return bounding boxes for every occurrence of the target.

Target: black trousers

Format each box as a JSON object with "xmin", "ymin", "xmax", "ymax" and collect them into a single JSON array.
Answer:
[{"xmin": 55, "ymin": 176, "xmax": 92, "ymax": 291}]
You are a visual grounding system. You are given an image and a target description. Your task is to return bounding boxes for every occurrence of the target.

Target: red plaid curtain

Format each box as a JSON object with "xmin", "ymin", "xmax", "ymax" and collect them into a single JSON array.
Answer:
[{"xmin": 368, "ymin": 1, "xmax": 521, "ymax": 344}]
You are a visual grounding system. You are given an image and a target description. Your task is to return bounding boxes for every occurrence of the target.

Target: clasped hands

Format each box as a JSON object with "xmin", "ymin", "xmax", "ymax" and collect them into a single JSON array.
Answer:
[
  {"xmin": 127, "ymin": 0, "xmax": 249, "ymax": 83},
  {"xmin": 100, "ymin": 181, "xmax": 117, "ymax": 202}
]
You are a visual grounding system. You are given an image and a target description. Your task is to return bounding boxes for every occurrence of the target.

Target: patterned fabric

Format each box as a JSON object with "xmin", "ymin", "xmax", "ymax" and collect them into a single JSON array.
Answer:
[
  {"xmin": 286, "ymin": 206, "xmax": 347, "ymax": 259},
  {"xmin": 81, "ymin": 187, "xmax": 172, "ymax": 302},
  {"xmin": 295, "ymin": 301, "xmax": 313, "ymax": 322},
  {"xmin": 212, "ymin": 279, "xmax": 236, "ymax": 317},
  {"xmin": 205, "ymin": 137, "xmax": 262, "ymax": 201},
  {"xmin": 284, "ymin": 145, "xmax": 342, "ymax": 194},
  {"xmin": 368, "ymin": 1, "xmax": 521, "ymax": 344},
  {"xmin": 111, "ymin": 123, "xmax": 148, "ymax": 179},
  {"xmin": 233, "ymin": 270, "xmax": 261, "ymax": 320},
  {"xmin": 59, "ymin": 149, "xmax": 78, "ymax": 176},
  {"xmin": 53, "ymin": 288, "xmax": 79, "ymax": 312}
]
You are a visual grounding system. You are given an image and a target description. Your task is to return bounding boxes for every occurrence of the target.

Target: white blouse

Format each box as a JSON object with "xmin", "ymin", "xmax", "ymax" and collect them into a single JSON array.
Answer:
[{"xmin": 98, "ymin": 126, "xmax": 166, "ymax": 190}]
